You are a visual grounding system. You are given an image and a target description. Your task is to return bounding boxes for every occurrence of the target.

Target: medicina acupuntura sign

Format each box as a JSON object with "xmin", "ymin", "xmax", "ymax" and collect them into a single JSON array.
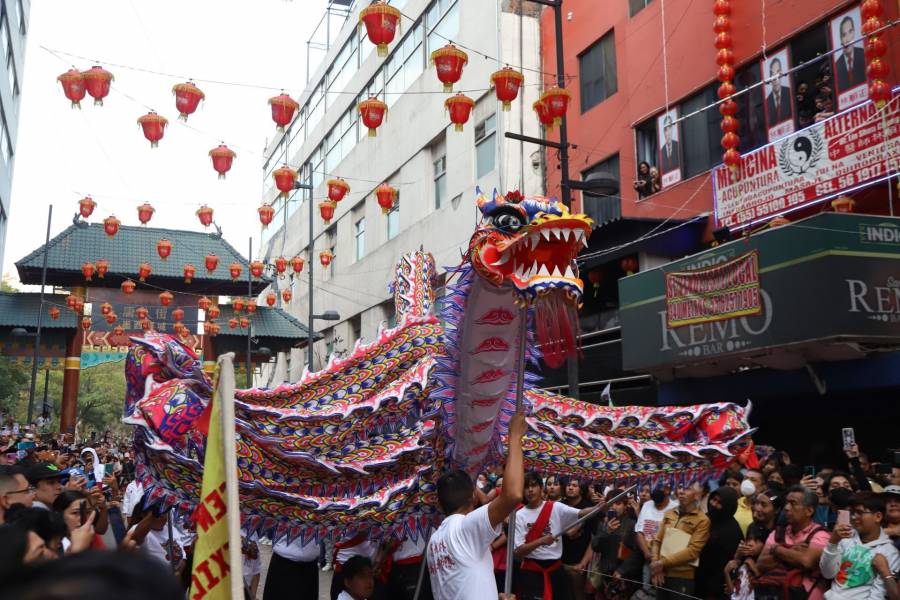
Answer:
[{"xmin": 714, "ymin": 90, "xmax": 900, "ymax": 229}]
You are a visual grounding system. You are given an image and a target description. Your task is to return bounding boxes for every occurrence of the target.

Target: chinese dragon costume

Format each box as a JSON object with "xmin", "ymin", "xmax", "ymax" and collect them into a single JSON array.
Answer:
[{"xmin": 124, "ymin": 190, "xmax": 754, "ymax": 543}]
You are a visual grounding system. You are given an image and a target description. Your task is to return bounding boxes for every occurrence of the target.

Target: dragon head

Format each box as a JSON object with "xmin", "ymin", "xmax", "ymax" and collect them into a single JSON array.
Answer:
[
  {"xmin": 468, "ymin": 189, "xmax": 593, "ymax": 368},
  {"xmin": 470, "ymin": 188, "xmax": 593, "ymax": 304}
]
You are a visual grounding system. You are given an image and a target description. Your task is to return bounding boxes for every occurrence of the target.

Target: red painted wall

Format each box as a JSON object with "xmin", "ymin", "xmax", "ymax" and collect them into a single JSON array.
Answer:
[{"xmin": 540, "ymin": 0, "xmax": 900, "ymax": 223}]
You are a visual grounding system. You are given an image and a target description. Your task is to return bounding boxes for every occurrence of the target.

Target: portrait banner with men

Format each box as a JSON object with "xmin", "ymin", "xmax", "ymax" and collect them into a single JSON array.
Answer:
[
  {"xmin": 657, "ymin": 108, "xmax": 683, "ymax": 188},
  {"xmin": 714, "ymin": 88, "xmax": 900, "ymax": 229},
  {"xmin": 761, "ymin": 47, "xmax": 796, "ymax": 142},
  {"xmin": 830, "ymin": 5, "xmax": 868, "ymax": 110}
]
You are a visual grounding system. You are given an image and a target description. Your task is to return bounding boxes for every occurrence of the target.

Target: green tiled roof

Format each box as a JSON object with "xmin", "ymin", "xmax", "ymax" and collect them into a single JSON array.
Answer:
[
  {"xmin": 215, "ymin": 306, "xmax": 318, "ymax": 341},
  {"xmin": 0, "ymin": 292, "xmax": 79, "ymax": 329},
  {"xmin": 15, "ymin": 223, "xmax": 269, "ymax": 296}
]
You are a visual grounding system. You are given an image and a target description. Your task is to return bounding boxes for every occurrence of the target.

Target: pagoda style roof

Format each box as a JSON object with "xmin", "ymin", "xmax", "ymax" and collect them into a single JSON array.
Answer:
[
  {"xmin": 16, "ymin": 222, "xmax": 270, "ymax": 296},
  {"xmin": 0, "ymin": 292, "xmax": 78, "ymax": 329},
  {"xmin": 215, "ymin": 305, "xmax": 318, "ymax": 341}
]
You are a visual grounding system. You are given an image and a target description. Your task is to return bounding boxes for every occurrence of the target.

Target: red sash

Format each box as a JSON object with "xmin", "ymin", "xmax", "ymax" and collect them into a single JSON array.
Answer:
[
  {"xmin": 332, "ymin": 532, "xmax": 367, "ymax": 572},
  {"xmin": 521, "ymin": 501, "xmax": 559, "ymax": 600}
]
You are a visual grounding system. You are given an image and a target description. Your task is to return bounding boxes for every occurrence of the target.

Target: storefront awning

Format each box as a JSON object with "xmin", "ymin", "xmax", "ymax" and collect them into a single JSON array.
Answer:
[{"xmin": 619, "ymin": 212, "xmax": 900, "ymax": 379}]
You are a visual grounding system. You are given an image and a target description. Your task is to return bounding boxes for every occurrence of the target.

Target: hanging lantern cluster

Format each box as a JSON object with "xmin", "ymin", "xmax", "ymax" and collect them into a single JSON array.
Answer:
[
  {"xmin": 233, "ymin": 297, "xmax": 245, "ymax": 313},
  {"xmin": 862, "ymin": 0, "xmax": 891, "ymax": 107},
  {"xmin": 205, "ymin": 253, "xmax": 219, "ymax": 273},
  {"xmin": 137, "ymin": 111, "xmax": 168, "ymax": 148},
  {"xmin": 172, "ymin": 80, "xmax": 205, "ymax": 121},
  {"xmin": 82, "ymin": 317, "xmax": 92, "ymax": 331},
  {"xmin": 319, "ymin": 201, "xmax": 337, "ymax": 224},
  {"xmin": 375, "ymin": 182, "xmax": 397, "ymax": 214},
  {"xmin": 100, "ymin": 302, "xmax": 112, "ymax": 316},
  {"xmin": 58, "ymin": 65, "xmax": 112, "ymax": 108},
  {"xmin": 539, "ymin": 86, "xmax": 571, "ymax": 128},
  {"xmin": 273, "ymin": 165, "xmax": 298, "ymax": 198},
  {"xmin": 57, "ymin": 69, "xmax": 86, "ymax": 108},
  {"xmin": 327, "ymin": 178, "xmax": 350, "ymax": 203},
  {"xmin": 491, "ymin": 67, "xmax": 524, "ymax": 111},
  {"xmin": 78, "ymin": 196, "xmax": 96, "ymax": 219},
  {"xmin": 319, "ymin": 250, "xmax": 334, "ymax": 268},
  {"xmin": 250, "ymin": 260, "xmax": 265, "ymax": 279},
  {"xmin": 207, "ymin": 305, "xmax": 221, "ymax": 320},
  {"xmin": 66, "ymin": 294, "xmax": 78, "ymax": 310},
  {"xmin": 291, "ymin": 256, "xmax": 304, "ymax": 274},
  {"xmin": 157, "ymin": 238, "xmax": 172, "ymax": 260},
  {"xmin": 258, "ymin": 203, "xmax": 275, "ymax": 228},
  {"xmin": 269, "ymin": 93, "xmax": 299, "ymax": 132},
  {"xmin": 445, "ymin": 93, "xmax": 475, "ymax": 132},
  {"xmin": 183, "ymin": 263, "xmax": 196, "ymax": 283},
  {"xmin": 209, "ymin": 144, "xmax": 236, "ymax": 179},
  {"xmin": 266, "ymin": 291, "xmax": 277, "ymax": 307},
  {"xmin": 714, "ymin": 0, "xmax": 741, "ymax": 170},
  {"xmin": 137, "ymin": 202, "xmax": 155, "ymax": 225},
  {"xmin": 197, "ymin": 205, "xmax": 214, "ymax": 227},
  {"xmin": 105, "ymin": 312, "xmax": 117, "ymax": 325},
  {"xmin": 159, "ymin": 291, "xmax": 174, "ymax": 306},
  {"xmin": 358, "ymin": 97, "xmax": 388, "ymax": 137},
  {"xmin": 121, "ymin": 279, "xmax": 136, "ymax": 295},
  {"xmin": 229, "ymin": 262, "xmax": 242, "ymax": 281},
  {"xmin": 49, "ymin": 307, "xmax": 61, "ymax": 320},
  {"xmin": 228, "ymin": 317, "xmax": 239, "ymax": 330},
  {"xmin": 274, "ymin": 256, "xmax": 287, "ymax": 274},
  {"xmin": 138, "ymin": 262, "xmax": 152, "ymax": 282},
  {"xmin": 198, "ymin": 296, "xmax": 211, "ymax": 311},
  {"xmin": 246, "ymin": 300, "xmax": 257, "ymax": 315},
  {"xmin": 360, "ymin": 1, "xmax": 402, "ymax": 57},
  {"xmin": 136, "ymin": 307, "xmax": 149, "ymax": 320},
  {"xmin": 431, "ymin": 44, "xmax": 468, "ymax": 93},
  {"xmin": 96, "ymin": 259, "xmax": 109, "ymax": 279},
  {"xmin": 205, "ymin": 322, "xmax": 220, "ymax": 337},
  {"xmin": 81, "ymin": 262, "xmax": 95, "ymax": 281}
]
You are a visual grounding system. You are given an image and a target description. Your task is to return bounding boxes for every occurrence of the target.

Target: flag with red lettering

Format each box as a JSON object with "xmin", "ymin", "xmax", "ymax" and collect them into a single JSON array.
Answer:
[{"xmin": 188, "ymin": 369, "xmax": 234, "ymax": 600}]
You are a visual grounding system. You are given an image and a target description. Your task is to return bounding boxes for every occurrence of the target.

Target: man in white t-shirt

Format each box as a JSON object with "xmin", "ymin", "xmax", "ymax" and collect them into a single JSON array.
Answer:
[
  {"xmin": 513, "ymin": 471, "xmax": 598, "ymax": 600},
  {"xmin": 122, "ymin": 479, "xmax": 144, "ymax": 527},
  {"xmin": 427, "ymin": 413, "xmax": 527, "ymax": 600},
  {"xmin": 634, "ymin": 485, "xmax": 676, "ymax": 588},
  {"xmin": 263, "ymin": 534, "xmax": 321, "ymax": 600}
]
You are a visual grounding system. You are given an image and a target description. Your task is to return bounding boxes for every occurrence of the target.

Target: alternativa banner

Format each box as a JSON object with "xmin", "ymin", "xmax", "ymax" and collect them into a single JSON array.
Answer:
[
  {"xmin": 714, "ymin": 90, "xmax": 900, "ymax": 229},
  {"xmin": 665, "ymin": 251, "xmax": 762, "ymax": 328}
]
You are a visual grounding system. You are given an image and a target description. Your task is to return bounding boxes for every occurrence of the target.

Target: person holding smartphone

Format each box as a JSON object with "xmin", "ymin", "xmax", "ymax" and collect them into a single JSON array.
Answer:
[
  {"xmin": 51, "ymin": 489, "xmax": 102, "ymax": 553},
  {"xmin": 591, "ymin": 488, "xmax": 641, "ymax": 600}
]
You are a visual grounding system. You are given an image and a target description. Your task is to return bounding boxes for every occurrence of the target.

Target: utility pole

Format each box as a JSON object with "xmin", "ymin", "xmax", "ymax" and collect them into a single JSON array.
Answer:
[{"xmin": 27, "ymin": 205, "xmax": 53, "ymax": 423}]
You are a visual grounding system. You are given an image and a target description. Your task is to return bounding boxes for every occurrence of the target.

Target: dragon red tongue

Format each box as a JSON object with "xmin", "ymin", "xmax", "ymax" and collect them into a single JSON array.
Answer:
[{"xmin": 535, "ymin": 289, "xmax": 580, "ymax": 369}]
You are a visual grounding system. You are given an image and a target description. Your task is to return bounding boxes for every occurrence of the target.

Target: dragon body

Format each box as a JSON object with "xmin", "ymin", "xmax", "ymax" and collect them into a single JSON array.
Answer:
[{"xmin": 125, "ymin": 191, "xmax": 753, "ymax": 543}]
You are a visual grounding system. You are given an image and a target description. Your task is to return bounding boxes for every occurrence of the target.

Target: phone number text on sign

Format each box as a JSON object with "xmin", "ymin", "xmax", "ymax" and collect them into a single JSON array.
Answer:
[{"xmin": 714, "ymin": 93, "xmax": 900, "ymax": 229}]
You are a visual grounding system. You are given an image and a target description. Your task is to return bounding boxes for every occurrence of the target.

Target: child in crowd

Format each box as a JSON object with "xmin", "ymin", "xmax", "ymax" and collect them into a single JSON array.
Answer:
[
  {"xmin": 339, "ymin": 555, "xmax": 376, "ymax": 600},
  {"xmin": 724, "ymin": 522, "xmax": 770, "ymax": 600}
]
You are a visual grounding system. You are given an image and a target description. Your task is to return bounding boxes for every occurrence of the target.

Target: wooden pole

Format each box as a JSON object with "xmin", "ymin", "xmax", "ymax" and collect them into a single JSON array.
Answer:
[{"xmin": 216, "ymin": 353, "xmax": 244, "ymax": 598}]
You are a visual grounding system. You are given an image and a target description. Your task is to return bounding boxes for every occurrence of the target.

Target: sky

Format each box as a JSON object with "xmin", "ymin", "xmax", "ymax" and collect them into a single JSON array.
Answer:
[{"xmin": 3, "ymin": 0, "xmax": 332, "ymax": 284}]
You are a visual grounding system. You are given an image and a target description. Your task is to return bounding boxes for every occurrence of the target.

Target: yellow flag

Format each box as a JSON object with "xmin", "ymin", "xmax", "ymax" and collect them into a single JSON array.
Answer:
[{"xmin": 188, "ymin": 371, "xmax": 233, "ymax": 600}]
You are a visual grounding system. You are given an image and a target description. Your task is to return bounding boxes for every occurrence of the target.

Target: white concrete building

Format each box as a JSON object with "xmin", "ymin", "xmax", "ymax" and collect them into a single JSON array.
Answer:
[{"xmin": 258, "ymin": 0, "xmax": 542, "ymax": 380}]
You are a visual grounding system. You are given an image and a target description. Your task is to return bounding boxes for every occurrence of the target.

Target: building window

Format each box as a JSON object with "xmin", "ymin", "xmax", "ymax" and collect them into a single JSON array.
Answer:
[
  {"xmin": 426, "ymin": 0, "xmax": 460, "ymax": 55},
  {"xmin": 0, "ymin": 108, "xmax": 11, "ymax": 165},
  {"xmin": 680, "ymin": 86, "xmax": 720, "ymax": 179},
  {"xmin": 350, "ymin": 315, "xmax": 362, "ymax": 345},
  {"xmin": 387, "ymin": 198, "xmax": 400, "ymax": 240},
  {"xmin": 16, "ymin": 0, "xmax": 25, "ymax": 35},
  {"xmin": 434, "ymin": 155, "xmax": 446, "ymax": 209},
  {"xmin": 354, "ymin": 217, "xmax": 366, "ymax": 261},
  {"xmin": 629, "ymin": 0, "xmax": 653, "ymax": 17},
  {"xmin": 634, "ymin": 119, "xmax": 658, "ymax": 172},
  {"xmin": 579, "ymin": 31, "xmax": 617, "ymax": 112},
  {"xmin": 475, "ymin": 113, "xmax": 496, "ymax": 179}
]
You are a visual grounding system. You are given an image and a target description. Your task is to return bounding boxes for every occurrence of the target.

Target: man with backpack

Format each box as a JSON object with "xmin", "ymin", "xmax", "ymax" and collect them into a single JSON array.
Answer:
[{"xmin": 756, "ymin": 485, "xmax": 831, "ymax": 600}]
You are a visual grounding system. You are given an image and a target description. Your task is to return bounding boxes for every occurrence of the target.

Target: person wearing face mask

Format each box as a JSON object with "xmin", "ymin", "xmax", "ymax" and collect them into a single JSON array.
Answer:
[
  {"xmin": 697, "ymin": 486, "xmax": 745, "ymax": 600},
  {"xmin": 736, "ymin": 470, "xmax": 766, "ymax": 535},
  {"xmin": 815, "ymin": 474, "xmax": 856, "ymax": 529}
]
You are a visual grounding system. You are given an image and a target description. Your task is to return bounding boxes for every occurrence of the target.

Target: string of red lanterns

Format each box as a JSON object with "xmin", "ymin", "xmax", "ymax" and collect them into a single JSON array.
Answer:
[
  {"xmin": 431, "ymin": 44, "xmax": 468, "ymax": 93},
  {"xmin": 862, "ymin": 0, "xmax": 891, "ymax": 107},
  {"xmin": 714, "ymin": 0, "xmax": 741, "ymax": 170}
]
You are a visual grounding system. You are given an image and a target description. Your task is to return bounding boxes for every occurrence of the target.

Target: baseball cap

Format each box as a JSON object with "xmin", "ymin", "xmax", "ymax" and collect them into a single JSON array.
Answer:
[
  {"xmin": 883, "ymin": 485, "xmax": 900, "ymax": 497},
  {"xmin": 26, "ymin": 462, "xmax": 65, "ymax": 485}
]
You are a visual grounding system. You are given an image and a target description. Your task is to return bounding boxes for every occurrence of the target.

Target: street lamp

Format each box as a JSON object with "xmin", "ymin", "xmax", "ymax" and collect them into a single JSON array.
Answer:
[{"xmin": 308, "ymin": 310, "xmax": 340, "ymax": 371}]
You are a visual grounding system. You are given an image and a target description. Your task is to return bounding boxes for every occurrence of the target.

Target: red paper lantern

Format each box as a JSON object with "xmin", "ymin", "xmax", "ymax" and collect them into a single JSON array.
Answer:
[
  {"xmin": 491, "ymin": 67, "xmax": 524, "ymax": 111},
  {"xmin": 96, "ymin": 258, "xmax": 109, "ymax": 279},
  {"xmin": 282, "ymin": 289, "xmax": 293, "ymax": 303},
  {"xmin": 719, "ymin": 99, "xmax": 738, "ymax": 117},
  {"xmin": 103, "ymin": 215, "xmax": 120, "ymax": 238},
  {"xmin": 541, "ymin": 86, "xmax": 572, "ymax": 126},
  {"xmin": 713, "ymin": 0, "xmax": 731, "ymax": 15},
  {"xmin": 258, "ymin": 204, "xmax": 275, "ymax": 228},
  {"xmin": 250, "ymin": 260, "xmax": 265, "ymax": 279},
  {"xmin": 156, "ymin": 239, "xmax": 172, "ymax": 260},
  {"xmin": 81, "ymin": 317, "xmax": 92, "ymax": 331},
  {"xmin": 862, "ymin": 0, "xmax": 883, "ymax": 19},
  {"xmin": 100, "ymin": 302, "xmax": 112, "ymax": 316},
  {"xmin": 81, "ymin": 262, "xmax": 95, "ymax": 281},
  {"xmin": 198, "ymin": 296, "xmax": 211, "ymax": 311},
  {"xmin": 714, "ymin": 32, "xmax": 733, "ymax": 50},
  {"xmin": 209, "ymin": 144, "xmax": 236, "ymax": 180},
  {"xmin": 721, "ymin": 132, "xmax": 740, "ymax": 150},
  {"xmin": 78, "ymin": 196, "xmax": 96, "ymax": 219},
  {"xmin": 274, "ymin": 256, "xmax": 287, "ymax": 274},
  {"xmin": 121, "ymin": 279, "xmax": 136, "ymax": 295},
  {"xmin": 183, "ymin": 264, "xmax": 196, "ymax": 283},
  {"xmin": 720, "ymin": 116, "xmax": 739, "ymax": 133},
  {"xmin": 207, "ymin": 305, "xmax": 221, "ymax": 320},
  {"xmin": 358, "ymin": 97, "xmax": 388, "ymax": 137},
  {"xmin": 74, "ymin": 298, "xmax": 84, "ymax": 314},
  {"xmin": 159, "ymin": 291, "xmax": 174, "ymax": 306},
  {"xmin": 81, "ymin": 65, "xmax": 113, "ymax": 106},
  {"xmin": 140, "ymin": 319, "xmax": 153, "ymax": 331},
  {"xmin": 66, "ymin": 294, "xmax": 78, "ymax": 310},
  {"xmin": 137, "ymin": 202, "xmax": 155, "ymax": 226},
  {"xmin": 49, "ymin": 307, "xmax": 61, "ymax": 320},
  {"xmin": 319, "ymin": 200, "xmax": 337, "ymax": 224},
  {"xmin": 431, "ymin": 44, "xmax": 468, "ymax": 93},
  {"xmin": 138, "ymin": 262, "xmax": 152, "ymax": 282},
  {"xmin": 268, "ymin": 93, "xmax": 299, "ymax": 132},
  {"xmin": 620, "ymin": 257, "xmax": 639, "ymax": 275},
  {"xmin": 865, "ymin": 35, "xmax": 888, "ymax": 62},
  {"xmin": 587, "ymin": 270, "xmax": 603, "ymax": 298},
  {"xmin": 229, "ymin": 263, "xmax": 242, "ymax": 281},
  {"xmin": 136, "ymin": 306, "xmax": 149, "ymax": 320},
  {"xmin": 445, "ymin": 94, "xmax": 475, "ymax": 132},
  {"xmin": 713, "ymin": 15, "xmax": 731, "ymax": 34},
  {"xmin": 137, "ymin": 111, "xmax": 168, "ymax": 148},
  {"xmin": 172, "ymin": 308, "xmax": 184, "ymax": 322},
  {"xmin": 105, "ymin": 312, "xmax": 117, "ymax": 325},
  {"xmin": 172, "ymin": 81, "xmax": 204, "ymax": 121},
  {"xmin": 273, "ymin": 165, "xmax": 298, "ymax": 198},
  {"xmin": 197, "ymin": 205, "xmax": 214, "ymax": 227},
  {"xmin": 359, "ymin": 1, "xmax": 402, "ymax": 57},
  {"xmin": 723, "ymin": 148, "xmax": 742, "ymax": 169},
  {"xmin": 327, "ymin": 178, "xmax": 350, "ymax": 203},
  {"xmin": 717, "ymin": 65, "xmax": 735, "ymax": 83},
  {"xmin": 718, "ymin": 82, "xmax": 736, "ymax": 99},
  {"xmin": 57, "ymin": 69, "xmax": 86, "ymax": 108},
  {"xmin": 205, "ymin": 322, "xmax": 220, "ymax": 336},
  {"xmin": 375, "ymin": 182, "xmax": 397, "ymax": 214},
  {"xmin": 228, "ymin": 318, "xmax": 238, "ymax": 330},
  {"xmin": 113, "ymin": 324, "xmax": 125, "ymax": 336},
  {"xmin": 869, "ymin": 79, "xmax": 891, "ymax": 108},
  {"xmin": 239, "ymin": 317, "xmax": 250, "ymax": 329},
  {"xmin": 290, "ymin": 256, "xmax": 304, "ymax": 274},
  {"xmin": 716, "ymin": 49, "xmax": 735, "ymax": 66},
  {"xmin": 533, "ymin": 99, "xmax": 555, "ymax": 131},
  {"xmin": 320, "ymin": 250, "xmax": 334, "ymax": 268},
  {"xmin": 205, "ymin": 254, "xmax": 219, "ymax": 273},
  {"xmin": 831, "ymin": 196, "xmax": 856, "ymax": 213},
  {"xmin": 266, "ymin": 292, "xmax": 276, "ymax": 307},
  {"xmin": 232, "ymin": 297, "xmax": 245, "ymax": 313},
  {"xmin": 246, "ymin": 300, "xmax": 257, "ymax": 315}
]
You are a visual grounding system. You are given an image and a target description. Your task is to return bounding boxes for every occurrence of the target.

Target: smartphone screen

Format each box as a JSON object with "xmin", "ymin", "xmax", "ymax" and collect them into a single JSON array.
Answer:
[
  {"xmin": 803, "ymin": 465, "xmax": 816, "ymax": 478},
  {"xmin": 842, "ymin": 428, "xmax": 856, "ymax": 450},
  {"xmin": 607, "ymin": 510, "xmax": 617, "ymax": 520},
  {"xmin": 837, "ymin": 510, "xmax": 851, "ymax": 527},
  {"xmin": 79, "ymin": 501, "xmax": 88, "ymax": 526},
  {"xmin": 103, "ymin": 463, "xmax": 114, "ymax": 476}
]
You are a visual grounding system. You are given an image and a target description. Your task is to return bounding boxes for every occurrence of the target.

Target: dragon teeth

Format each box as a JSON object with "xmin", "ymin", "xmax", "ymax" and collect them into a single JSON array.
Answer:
[
  {"xmin": 538, "ymin": 264, "xmax": 551, "ymax": 277},
  {"xmin": 564, "ymin": 265, "xmax": 575, "ymax": 278},
  {"xmin": 551, "ymin": 265, "xmax": 563, "ymax": 277},
  {"xmin": 530, "ymin": 234, "xmax": 539, "ymax": 250},
  {"xmin": 541, "ymin": 229, "xmax": 552, "ymax": 241}
]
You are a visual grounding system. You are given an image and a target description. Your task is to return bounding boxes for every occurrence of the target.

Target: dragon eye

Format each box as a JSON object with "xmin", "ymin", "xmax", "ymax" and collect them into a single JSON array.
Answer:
[{"xmin": 490, "ymin": 212, "xmax": 524, "ymax": 231}]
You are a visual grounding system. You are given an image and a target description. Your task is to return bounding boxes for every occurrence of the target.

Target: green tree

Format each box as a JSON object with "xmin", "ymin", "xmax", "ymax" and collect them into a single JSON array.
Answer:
[{"xmin": 0, "ymin": 358, "xmax": 28, "ymax": 417}]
